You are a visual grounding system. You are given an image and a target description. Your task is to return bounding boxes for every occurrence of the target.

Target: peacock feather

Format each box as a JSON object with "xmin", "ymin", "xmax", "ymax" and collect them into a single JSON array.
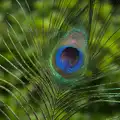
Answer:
[{"xmin": 0, "ymin": 0, "xmax": 120, "ymax": 119}]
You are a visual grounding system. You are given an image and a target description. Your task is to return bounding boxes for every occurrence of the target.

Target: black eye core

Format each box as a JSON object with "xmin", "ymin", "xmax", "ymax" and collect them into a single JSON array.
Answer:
[{"xmin": 61, "ymin": 47, "xmax": 79, "ymax": 67}]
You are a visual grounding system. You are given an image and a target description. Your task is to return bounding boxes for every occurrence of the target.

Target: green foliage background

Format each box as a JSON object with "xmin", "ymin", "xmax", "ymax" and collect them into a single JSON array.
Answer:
[{"xmin": 0, "ymin": 0, "xmax": 120, "ymax": 120}]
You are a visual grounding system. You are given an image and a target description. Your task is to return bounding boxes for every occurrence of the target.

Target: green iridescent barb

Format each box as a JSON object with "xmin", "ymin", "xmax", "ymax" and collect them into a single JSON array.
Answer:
[{"xmin": 0, "ymin": 0, "xmax": 120, "ymax": 120}]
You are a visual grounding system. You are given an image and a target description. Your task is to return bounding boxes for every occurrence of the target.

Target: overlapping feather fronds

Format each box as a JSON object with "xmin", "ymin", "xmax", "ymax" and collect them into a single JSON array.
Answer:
[{"xmin": 0, "ymin": 0, "xmax": 120, "ymax": 119}]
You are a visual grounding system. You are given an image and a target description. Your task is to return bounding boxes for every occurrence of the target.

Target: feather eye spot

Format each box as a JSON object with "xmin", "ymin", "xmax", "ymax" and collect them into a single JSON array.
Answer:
[{"xmin": 50, "ymin": 28, "xmax": 88, "ymax": 82}]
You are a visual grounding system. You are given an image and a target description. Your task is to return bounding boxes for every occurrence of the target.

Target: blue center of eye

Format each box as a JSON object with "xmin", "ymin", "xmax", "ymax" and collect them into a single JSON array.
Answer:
[
  {"xmin": 61, "ymin": 47, "xmax": 79, "ymax": 67},
  {"xmin": 55, "ymin": 46, "xmax": 84, "ymax": 73}
]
